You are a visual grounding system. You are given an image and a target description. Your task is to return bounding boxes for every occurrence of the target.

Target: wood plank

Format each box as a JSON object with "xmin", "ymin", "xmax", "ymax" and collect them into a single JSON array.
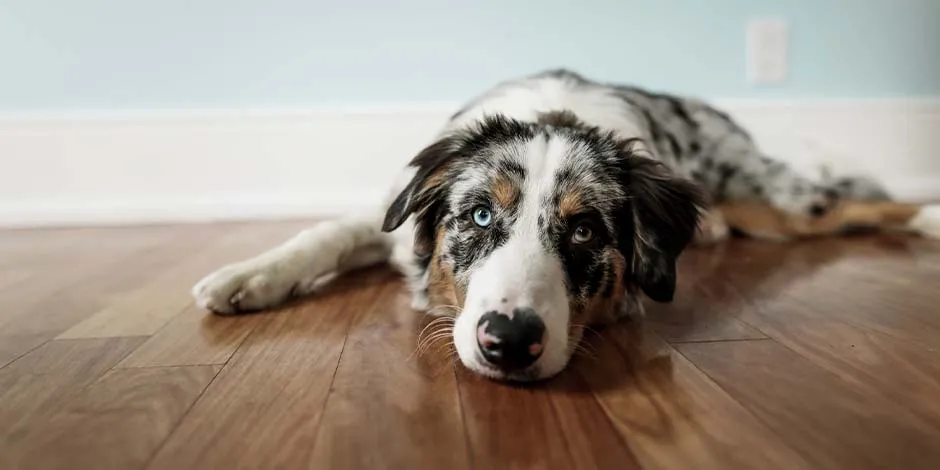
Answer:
[
  {"xmin": 2, "ymin": 224, "xmax": 940, "ymax": 470},
  {"xmin": 648, "ymin": 247, "xmax": 766, "ymax": 342},
  {"xmin": 712, "ymin": 236, "xmax": 940, "ymax": 349},
  {"xmin": 308, "ymin": 277, "xmax": 470, "ymax": 470},
  {"xmin": 0, "ymin": 334, "xmax": 46, "ymax": 369},
  {"xmin": 1, "ymin": 365, "xmax": 220, "ymax": 470},
  {"xmin": 146, "ymin": 268, "xmax": 386, "ymax": 470},
  {"xmin": 0, "ymin": 226, "xmax": 178, "ymax": 270},
  {"xmin": 546, "ymin": 369, "xmax": 644, "ymax": 470},
  {"xmin": 677, "ymin": 339, "xmax": 940, "ymax": 469},
  {"xmin": 117, "ymin": 303, "xmax": 263, "ymax": 367},
  {"xmin": 58, "ymin": 223, "xmax": 312, "ymax": 339},
  {"xmin": 0, "ymin": 228, "xmax": 198, "ymax": 363},
  {"xmin": 580, "ymin": 324, "xmax": 809, "ymax": 469},
  {"xmin": 0, "ymin": 337, "xmax": 146, "ymax": 443},
  {"xmin": 0, "ymin": 227, "xmax": 203, "ymax": 338},
  {"xmin": 457, "ymin": 337, "xmax": 645, "ymax": 470},
  {"xmin": 458, "ymin": 367, "xmax": 577, "ymax": 470},
  {"xmin": 737, "ymin": 299, "xmax": 940, "ymax": 430}
]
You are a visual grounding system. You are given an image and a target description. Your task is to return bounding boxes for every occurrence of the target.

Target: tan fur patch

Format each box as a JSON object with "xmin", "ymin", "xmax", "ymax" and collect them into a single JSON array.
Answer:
[
  {"xmin": 558, "ymin": 190, "xmax": 585, "ymax": 218},
  {"xmin": 421, "ymin": 166, "xmax": 451, "ymax": 197},
  {"xmin": 490, "ymin": 176, "xmax": 520, "ymax": 209},
  {"xmin": 426, "ymin": 227, "xmax": 466, "ymax": 311},
  {"xmin": 717, "ymin": 201, "xmax": 924, "ymax": 239}
]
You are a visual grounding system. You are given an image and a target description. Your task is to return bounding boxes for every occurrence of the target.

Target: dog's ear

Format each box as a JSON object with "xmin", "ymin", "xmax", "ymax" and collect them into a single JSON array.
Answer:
[
  {"xmin": 382, "ymin": 137, "xmax": 457, "ymax": 233},
  {"xmin": 619, "ymin": 156, "xmax": 706, "ymax": 302}
]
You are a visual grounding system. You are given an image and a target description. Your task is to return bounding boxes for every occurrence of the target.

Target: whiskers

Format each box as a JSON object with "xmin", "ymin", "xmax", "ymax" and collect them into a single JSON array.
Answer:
[
  {"xmin": 568, "ymin": 323, "xmax": 604, "ymax": 360},
  {"xmin": 407, "ymin": 310, "xmax": 461, "ymax": 376}
]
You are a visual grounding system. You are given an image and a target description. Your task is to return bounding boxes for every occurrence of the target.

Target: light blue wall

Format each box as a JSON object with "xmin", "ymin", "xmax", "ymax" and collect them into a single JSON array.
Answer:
[{"xmin": 2, "ymin": 0, "xmax": 938, "ymax": 110}]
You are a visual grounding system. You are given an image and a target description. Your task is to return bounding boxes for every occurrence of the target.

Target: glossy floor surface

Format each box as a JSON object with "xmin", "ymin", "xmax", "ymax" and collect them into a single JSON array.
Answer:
[{"xmin": 2, "ymin": 221, "xmax": 940, "ymax": 469}]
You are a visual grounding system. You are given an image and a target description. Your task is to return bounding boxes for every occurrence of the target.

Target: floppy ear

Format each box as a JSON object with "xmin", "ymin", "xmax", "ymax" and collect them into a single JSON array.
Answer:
[
  {"xmin": 382, "ymin": 137, "xmax": 457, "ymax": 233},
  {"xmin": 382, "ymin": 137, "xmax": 460, "ymax": 259},
  {"xmin": 621, "ymin": 156, "xmax": 706, "ymax": 302}
]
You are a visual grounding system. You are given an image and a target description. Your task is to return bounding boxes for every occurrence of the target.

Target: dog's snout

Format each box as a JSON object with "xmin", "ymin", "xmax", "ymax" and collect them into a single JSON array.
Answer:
[{"xmin": 476, "ymin": 308, "xmax": 545, "ymax": 371}]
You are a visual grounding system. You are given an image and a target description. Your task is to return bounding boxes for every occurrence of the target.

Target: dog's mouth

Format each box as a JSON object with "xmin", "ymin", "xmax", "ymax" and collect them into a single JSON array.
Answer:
[{"xmin": 469, "ymin": 352, "xmax": 544, "ymax": 383}]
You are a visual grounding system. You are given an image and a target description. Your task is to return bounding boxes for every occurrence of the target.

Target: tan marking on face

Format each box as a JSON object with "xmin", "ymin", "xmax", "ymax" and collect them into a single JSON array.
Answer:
[
  {"xmin": 490, "ymin": 175, "xmax": 520, "ymax": 209},
  {"xmin": 411, "ymin": 166, "xmax": 453, "ymax": 259},
  {"xmin": 558, "ymin": 189, "xmax": 585, "ymax": 219},
  {"xmin": 426, "ymin": 226, "xmax": 467, "ymax": 312},
  {"xmin": 422, "ymin": 169, "xmax": 450, "ymax": 195}
]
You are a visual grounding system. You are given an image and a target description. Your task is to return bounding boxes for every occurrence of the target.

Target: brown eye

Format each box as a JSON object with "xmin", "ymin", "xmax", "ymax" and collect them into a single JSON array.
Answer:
[{"xmin": 571, "ymin": 224, "xmax": 594, "ymax": 244}]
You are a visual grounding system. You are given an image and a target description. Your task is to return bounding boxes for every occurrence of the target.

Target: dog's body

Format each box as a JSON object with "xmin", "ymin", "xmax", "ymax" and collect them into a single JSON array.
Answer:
[{"xmin": 193, "ymin": 69, "xmax": 940, "ymax": 381}]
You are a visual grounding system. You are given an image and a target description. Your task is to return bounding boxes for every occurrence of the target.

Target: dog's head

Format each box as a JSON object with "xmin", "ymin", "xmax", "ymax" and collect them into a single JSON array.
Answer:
[{"xmin": 382, "ymin": 112, "xmax": 704, "ymax": 381}]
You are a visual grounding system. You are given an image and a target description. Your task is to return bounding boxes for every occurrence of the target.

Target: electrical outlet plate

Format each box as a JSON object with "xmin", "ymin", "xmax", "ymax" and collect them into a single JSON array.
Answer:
[{"xmin": 747, "ymin": 18, "xmax": 789, "ymax": 85}]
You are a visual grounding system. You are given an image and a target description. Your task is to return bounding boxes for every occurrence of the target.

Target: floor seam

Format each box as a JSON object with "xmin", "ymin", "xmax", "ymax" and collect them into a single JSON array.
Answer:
[
  {"xmin": 670, "ymin": 341, "xmax": 815, "ymax": 467},
  {"xmin": 139, "ymin": 360, "xmax": 228, "ymax": 469}
]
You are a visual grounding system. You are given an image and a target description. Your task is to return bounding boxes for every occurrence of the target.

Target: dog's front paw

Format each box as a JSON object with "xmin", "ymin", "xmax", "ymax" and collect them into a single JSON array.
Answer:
[{"xmin": 192, "ymin": 262, "xmax": 299, "ymax": 314}]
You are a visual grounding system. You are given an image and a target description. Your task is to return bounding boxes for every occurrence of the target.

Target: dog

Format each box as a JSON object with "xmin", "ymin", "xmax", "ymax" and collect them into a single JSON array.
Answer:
[{"xmin": 192, "ymin": 69, "xmax": 940, "ymax": 382}]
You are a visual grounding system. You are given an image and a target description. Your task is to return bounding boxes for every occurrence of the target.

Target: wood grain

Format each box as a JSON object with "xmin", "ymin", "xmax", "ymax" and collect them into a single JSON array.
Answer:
[
  {"xmin": 580, "ymin": 324, "xmax": 809, "ymax": 470},
  {"xmin": 647, "ymin": 247, "xmax": 767, "ymax": 343},
  {"xmin": 0, "ymin": 227, "xmax": 200, "ymax": 342},
  {"xmin": 677, "ymin": 339, "xmax": 940, "ymax": 469},
  {"xmin": 1, "ymin": 365, "xmax": 219, "ymax": 470},
  {"xmin": 308, "ymin": 277, "xmax": 470, "ymax": 470},
  {"xmin": 722, "ymin": 247, "xmax": 940, "ymax": 430},
  {"xmin": 546, "ymin": 369, "xmax": 644, "ymax": 470},
  {"xmin": 56, "ymin": 225, "xmax": 299, "ymax": 339},
  {"xmin": 458, "ymin": 367, "xmax": 577, "ymax": 470},
  {"xmin": 145, "ymin": 269, "xmax": 386, "ymax": 470},
  {"xmin": 0, "ymin": 338, "xmax": 146, "ymax": 444},
  {"xmin": 2, "ymin": 223, "xmax": 940, "ymax": 470},
  {"xmin": 0, "ymin": 334, "xmax": 45, "ymax": 369},
  {"xmin": 740, "ymin": 318, "xmax": 940, "ymax": 429},
  {"xmin": 117, "ymin": 303, "xmax": 264, "ymax": 367}
]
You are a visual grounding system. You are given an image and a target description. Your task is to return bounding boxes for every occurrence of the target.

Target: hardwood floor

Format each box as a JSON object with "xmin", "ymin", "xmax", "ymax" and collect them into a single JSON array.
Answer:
[{"xmin": 2, "ymin": 221, "xmax": 940, "ymax": 469}]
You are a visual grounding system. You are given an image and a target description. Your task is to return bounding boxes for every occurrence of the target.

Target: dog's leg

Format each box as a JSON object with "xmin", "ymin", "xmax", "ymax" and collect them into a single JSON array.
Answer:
[
  {"xmin": 192, "ymin": 212, "xmax": 392, "ymax": 314},
  {"xmin": 717, "ymin": 200, "xmax": 940, "ymax": 240}
]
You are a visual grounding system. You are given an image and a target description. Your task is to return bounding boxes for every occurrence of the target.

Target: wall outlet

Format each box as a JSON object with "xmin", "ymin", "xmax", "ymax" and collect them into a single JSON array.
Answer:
[{"xmin": 747, "ymin": 18, "xmax": 789, "ymax": 85}]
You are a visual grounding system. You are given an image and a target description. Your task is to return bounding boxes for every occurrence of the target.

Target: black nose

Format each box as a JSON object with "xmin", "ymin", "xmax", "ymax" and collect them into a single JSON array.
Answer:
[{"xmin": 477, "ymin": 308, "xmax": 546, "ymax": 371}]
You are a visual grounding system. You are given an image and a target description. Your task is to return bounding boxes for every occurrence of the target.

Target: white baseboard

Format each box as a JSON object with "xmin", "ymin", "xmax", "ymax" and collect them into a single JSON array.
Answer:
[{"xmin": 2, "ymin": 99, "xmax": 939, "ymax": 228}]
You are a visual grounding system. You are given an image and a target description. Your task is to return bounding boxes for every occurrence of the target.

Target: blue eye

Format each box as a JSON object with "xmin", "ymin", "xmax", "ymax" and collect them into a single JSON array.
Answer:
[{"xmin": 472, "ymin": 206, "xmax": 493, "ymax": 227}]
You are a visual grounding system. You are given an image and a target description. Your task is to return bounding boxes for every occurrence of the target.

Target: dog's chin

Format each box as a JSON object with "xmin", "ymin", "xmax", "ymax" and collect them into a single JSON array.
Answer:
[{"xmin": 458, "ymin": 351, "xmax": 571, "ymax": 383}]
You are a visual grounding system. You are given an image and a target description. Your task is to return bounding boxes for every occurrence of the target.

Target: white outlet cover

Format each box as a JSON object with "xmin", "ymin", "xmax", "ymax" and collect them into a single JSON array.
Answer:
[{"xmin": 747, "ymin": 19, "xmax": 789, "ymax": 85}]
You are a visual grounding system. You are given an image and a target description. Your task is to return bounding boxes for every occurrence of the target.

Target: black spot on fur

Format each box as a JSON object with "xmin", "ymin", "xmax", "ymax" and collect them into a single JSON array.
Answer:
[
  {"xmin": 639, "ymin": 108, "xmax": 664, "ymax": 144},
  {"xmin": 536, "ymin": 110, "xmax": 584, "ymax": 129},
  {"xmin": 703, "ymin": 105, "xmax": 752, "ymax": 141},
  {"xmin": 714, "ymin": 163, "xmax": 739, "ymax": 199},
  {"xmin": 665, "ymin": 133, "xmax": 682, "ymax": 159},
  {"xmin": 666, "ymin": 97, "xmax": 697, "ymax": 129}
]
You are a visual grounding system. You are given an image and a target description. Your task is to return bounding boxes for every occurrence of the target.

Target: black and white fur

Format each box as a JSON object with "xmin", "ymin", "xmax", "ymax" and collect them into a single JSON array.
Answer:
[{"xmin": 192, "ymin": 69, "xmax": 940, "ymax": 382}]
